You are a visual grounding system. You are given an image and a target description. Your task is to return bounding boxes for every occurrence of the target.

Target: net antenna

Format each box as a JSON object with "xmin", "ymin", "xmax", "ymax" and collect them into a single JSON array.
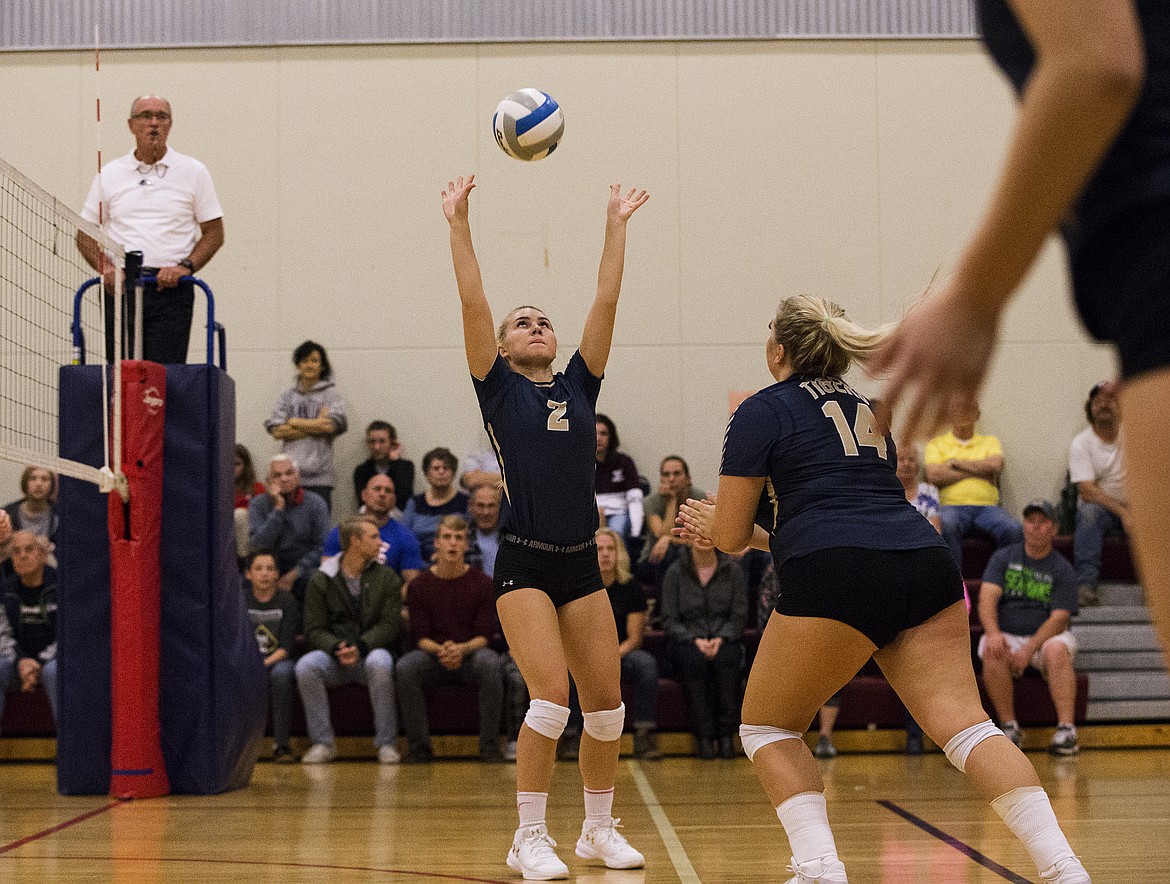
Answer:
[{"xmin": 0, "ymin": 154, "xmax": 123, "ymax": 496}]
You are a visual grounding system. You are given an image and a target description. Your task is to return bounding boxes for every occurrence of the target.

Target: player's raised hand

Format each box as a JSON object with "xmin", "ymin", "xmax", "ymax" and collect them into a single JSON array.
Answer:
[
  {"xmin": 442, "ymin": 174, "xmax": 476, "ymax": 224},
  {"xmin": 608, "ymin": 184, "xmax": 649, "ymax": 223}
]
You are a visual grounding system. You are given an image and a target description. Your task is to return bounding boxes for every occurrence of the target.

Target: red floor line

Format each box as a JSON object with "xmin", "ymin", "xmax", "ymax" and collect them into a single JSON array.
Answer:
[
  {"xmin": 0, "ymin": 799, "xmax": 126, "ymax": 856},
  {"xmin": 0, "ymin": 854, "xmax": 511, "ymax": 882}
]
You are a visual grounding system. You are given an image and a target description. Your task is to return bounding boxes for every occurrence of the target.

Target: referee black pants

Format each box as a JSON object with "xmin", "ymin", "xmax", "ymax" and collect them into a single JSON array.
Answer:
[{"xmin": 103, "ymin": 280, "xmax": 195, "ymax": 364}]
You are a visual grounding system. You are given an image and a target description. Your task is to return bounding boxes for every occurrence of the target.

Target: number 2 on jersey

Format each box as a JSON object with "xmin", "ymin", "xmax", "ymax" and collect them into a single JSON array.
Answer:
[
  {"xmin": 546, "ymin": 399, "xmax": 569, "ymax": 432},
  {"xmin": 821, "ymin": 401, "xmax": 888, "ymax": 459}
]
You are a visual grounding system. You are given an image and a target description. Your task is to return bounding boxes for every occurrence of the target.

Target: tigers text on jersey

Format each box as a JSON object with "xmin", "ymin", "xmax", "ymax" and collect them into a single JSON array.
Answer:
[
  {"xmin": 473, "ymin": 350, "xmax": 602, "ymax": 547},
  {"xmin": 720, "ymin": 374, "xmax": 947, "ymax": 568}
]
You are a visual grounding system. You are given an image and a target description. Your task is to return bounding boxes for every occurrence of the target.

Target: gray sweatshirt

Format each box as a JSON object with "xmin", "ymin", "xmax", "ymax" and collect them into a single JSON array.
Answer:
[{"xmin": 264, "ymin": 378, "xmax": 348, "ymax": 487}]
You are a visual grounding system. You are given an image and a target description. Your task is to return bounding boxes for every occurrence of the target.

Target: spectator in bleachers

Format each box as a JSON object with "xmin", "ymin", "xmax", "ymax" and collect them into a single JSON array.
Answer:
[
  {"xmin": 925, "ymin": 396, "xmax": 1021, "ymax": 574},
  {"xmin": 977, "ymin": 500, "xmax": 1081, "ymax": 756},
  {"xmin": 296, "ymin": 516, "xmax": 403, "ymax": 764},
  {"xmin": 2, "ymin": 466, "xmax": 59, "ymax": 570},
  {"xmin": 321, "ymin": 473, "xmax": 424, "ymax": 585},
  {"xmin": 233, "ymin": 444, "xmax": 266, "ymax": 563},
  {"xmin": 1, "ymin": 532, "xmax": 58, "ymax": 724},
  {"xmin": 265, "ymin": 340, "xmax": 348, "ymax": 511},
  {"xmin": 397, "ymin": 516, "xmax": 504, "ymax": 763},
  {"xmin": 248, "ymin": 454, "xmax": 330, "ymax": 604},
  {"xmin": 661, "ymin": 542, "xmax": 747, "ymax": 759},
  {"xmin": 594, "ymin": 414, "xmax": 644, "ymax": 544},
  {"xmin": 757, "ymin": 561, "xmax": 841, "ymax": 758},
  {"xmin": 0, "ymin": 599, "xmax": 16, "ymax": 732},
  {"xmin": 1069, "ymin": 381, "xmax": 1129, "ymax": 607},
  {"xmin": 637, "ymin": 456, "xmax": 704, "ymax": 587},
  {"xmin": 559, "ymin": 528, "xmax": 663, "ymax": 762},
  {"xmin": 460, "ymin": 431, "xmax": 502, "ymax": 492},
  {"xmin": 466, "ymin": 484, "xmax": 503, "ymax": 578},
  {"xmin": 244, "ymin": 550, "xmax": 299, "ymax": 763},
  {"xmin": 401, "ymin": 447, "xmax": 469, "ymax": 561},
  {"xmin": 353, "ymin": 420, "xmax": 414, "ymax": 512}
]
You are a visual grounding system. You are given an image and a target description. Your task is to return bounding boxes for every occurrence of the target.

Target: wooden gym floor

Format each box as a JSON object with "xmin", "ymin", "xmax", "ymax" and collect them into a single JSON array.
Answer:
[{"xmin": 2, "ymin": 743, "xmax": 1168, "ymax": 882}]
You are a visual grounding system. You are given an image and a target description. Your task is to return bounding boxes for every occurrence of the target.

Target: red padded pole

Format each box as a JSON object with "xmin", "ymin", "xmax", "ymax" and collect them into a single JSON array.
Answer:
[{"xmin": 108, "ymin": 361, "xmax": 169, "ymax": 799}]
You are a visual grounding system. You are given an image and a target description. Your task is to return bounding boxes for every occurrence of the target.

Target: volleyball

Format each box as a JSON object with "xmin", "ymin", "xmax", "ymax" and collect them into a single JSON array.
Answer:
[{"xmin": 492, "ymin": 89, "xmax": 565, "ymax": 161}]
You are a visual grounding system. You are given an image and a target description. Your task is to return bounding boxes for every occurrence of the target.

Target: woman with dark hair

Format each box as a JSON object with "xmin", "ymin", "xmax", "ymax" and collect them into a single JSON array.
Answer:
[
  {"xmin": 233, "ymin": 444, "xmax": 266, "ymax": 561},
  {"xmin": 400, "ymin": 447, "xmax": 469, "ymax": 561},
  {"xmin": 264, "ymin": 340, "xmax": 347, "ymax": 510},
  {"xmin": 594, "ymin": 413, "xmax": 643, "ymax": 543},
  {"xmin": 678, "ymin": 295, "xmax": 1088, "ymax": 883}
]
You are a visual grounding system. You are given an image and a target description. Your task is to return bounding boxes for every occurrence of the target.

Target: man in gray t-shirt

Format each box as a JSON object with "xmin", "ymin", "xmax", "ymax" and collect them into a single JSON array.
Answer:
[{"xmin": 976, "ymin": 500, "xmax": 1081, "ymax": 755}]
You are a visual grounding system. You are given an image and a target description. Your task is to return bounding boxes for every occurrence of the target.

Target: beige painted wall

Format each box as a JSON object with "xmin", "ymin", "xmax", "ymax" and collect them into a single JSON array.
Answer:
[{"xmin": 0, "ymin": 40, "xmax": 1114, "ymax": 519}]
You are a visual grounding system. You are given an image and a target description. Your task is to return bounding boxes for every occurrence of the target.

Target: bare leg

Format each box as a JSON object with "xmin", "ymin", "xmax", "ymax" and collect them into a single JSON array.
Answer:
[
  {"xmin": 497, "ymin": 589, "xmax": 570, "ymax": 795},
  {"xmin": 1120, "ymin": 370, "xmax": 1170, "ymax": 667},
  {"xmin": 978, "ymin": 641, "xmax": 1018, "ymax": 724},
  {"xmin": 818, "ymin": 704, "xmax": 839, "ymax": 738},
  {"xmin": 1041, "ymin": 641, "xmax": 1078, "ymax": 725}
]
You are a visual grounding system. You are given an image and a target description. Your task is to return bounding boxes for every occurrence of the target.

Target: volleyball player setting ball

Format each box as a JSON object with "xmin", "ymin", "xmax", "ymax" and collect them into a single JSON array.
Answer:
[
  {"xmin": 441, "ymin": 174, "xmax": 648, "ymax": 880},
  {"xmin": 675, "ymin": 296, "xmax": 1090, "ymax": 884}
]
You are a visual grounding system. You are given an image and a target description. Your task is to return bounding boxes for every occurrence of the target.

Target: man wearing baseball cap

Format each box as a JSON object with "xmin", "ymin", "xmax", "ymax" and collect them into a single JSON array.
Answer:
[
  {"xmin": 976, "ymin": 499, "xmax": 1081, "ymax": 755},
  {"xmin": 1069, "ymin": 381, "xmax": 1129, "ymax": 607}
]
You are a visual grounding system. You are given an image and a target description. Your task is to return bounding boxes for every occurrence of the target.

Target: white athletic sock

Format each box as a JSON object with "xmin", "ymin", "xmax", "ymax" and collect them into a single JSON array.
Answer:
[
  {"xmin": 584, "ymin": 787, "xmax": 615, "ymax": 827},
  {"xmin": 991, "ymin": 787, "xmax": 1075, "ymax": 872},
  {"xmin": 517, "ymin": 791, "xmax": 548, "ymax": 828},
  {"xmin": 776, "ymin": 791, "xmax": 839, "ymax": 866}
]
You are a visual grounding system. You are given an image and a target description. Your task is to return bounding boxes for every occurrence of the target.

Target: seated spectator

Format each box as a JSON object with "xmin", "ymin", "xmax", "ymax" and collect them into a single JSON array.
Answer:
[
  {"xmin": 637, "ymin": 455, "xmax": 704, "ymax": 586},
  {"xmin": 2, "ymin": 466, "xmax": 59, "ymax": 570},
  {"xmin": 295, "ymin": 516, "xmax": 403, "ymax": 764},
  {"xmin": 0, "ymin": 602, "xmax": 17, "ymax": 733},
  {"xmin": 401, "ymin": 447, "xmax": 469, "ymax": 561},
  {"xmin": 353, "ymin": 420, "xmax": 414, "ymax": 513},
  {"xmin": 322, "ymin": 474, "xmax": 424, "ymax": 584},
  {"xmin": 595, "ymin": 414, "xmax": 644, "ymax": 543},
  {"xmin": 459, "ymin": 431, "xmax": 502, "ymax": 492},
  {"xmin": 1, "ymin": 531, "xmax": 58, "ymax": 723},
  {"xmin": 559, "ymin": 528, "xmax": 662, "ymax": 761},
  {"xmin": 756, "ymin": 561, "xmax": 840, "ymax": 758},
  {"xmin": 265, "ymin": 340, "xmax": 348, "ymax": 511},
  {"xmin": 397, "ymin": 516, "xmax": 503, "ymax": 763},
  {"xmin": 248, "ymin": 455, "xmax": 330, "ymax": 604},
  {"xmin": 661, "ymin": 543, "xmax": 747, "ymax": 759},
  {"xmin": 977, "ymin": 500, "xmax": 1081, "ymax": 756},
  {"xmin": 244, "ymin": 550, "xmax": 300, "ymax": 763},
  {"xmin": 234, "ymin": 444, "xmax": 266, "ymax": 563},
  {"xmin": 466, "ymin": 484, "xmax": 503, "ymax": 578},
  {"xmin": 925, "ymin": 396, "xmax": 1021, "ymax": 572},
  {"xmin": 1069, "ymin": 381, "xmax": 1129, "ymax": 607}
]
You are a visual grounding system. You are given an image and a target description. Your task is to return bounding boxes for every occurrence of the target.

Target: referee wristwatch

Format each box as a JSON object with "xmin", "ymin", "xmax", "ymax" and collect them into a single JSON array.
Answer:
[{"xmin": 179, "ymin": 258, "xmax": 195, "ymax": 273}]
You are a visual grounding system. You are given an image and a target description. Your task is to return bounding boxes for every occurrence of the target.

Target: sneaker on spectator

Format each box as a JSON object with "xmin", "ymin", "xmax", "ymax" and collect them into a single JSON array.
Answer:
[
  {"xmin": 784, "ymin": 854, "xmax": 848, "ymax": 883},
  {"xmin": 904, "ymin": 733, "xmax": 924, "ymax": 756},
  {"xmin": 575, "ymin": 817, "xmax": 645, "ymax": 869},
  {"xmin": 378, "ymin": 744, "xmax": 401, "ymax": 764},
  {"xmin": 1000, "ymin": 721, "xmax": 1024, "ymax": 748},
  {"xmin": 813, "ymin": 735, "xmax": 837, "ymax": 759},
  {"xmin": 632, "ymin": 729, "xmax": 662, "ymax": 760},
  {"xmin": 403, "ymin": 745, "xmax": 434, "ymax": 764},
  {"xmin": 1049, "ymin": 724, "xmax": 1079, "ymax": 756},
  {"xmin": 1077, "ymin": 584, "xmax": 1100, "ymax": 607},
  {"xmin": 272, "ymin": 745, "xmax": 295, "ymax": 764},
  {"xmin": 503, "ymin": 740, "xmax": 518, "ymax": 761},
  {"xmin": 301, "ymin": 743, "xmax": 336, "ymax": 764},
  {"xmin": 507, "ymin": 823, "xmax": 569, "ymax": 880},
  {"xmin": 480, "ymin": 743, "xmax": 506, "ymax": 763},
  {"xmin": 1039, "ymin": 856, "xmax": 1091, "ymax": 883}
]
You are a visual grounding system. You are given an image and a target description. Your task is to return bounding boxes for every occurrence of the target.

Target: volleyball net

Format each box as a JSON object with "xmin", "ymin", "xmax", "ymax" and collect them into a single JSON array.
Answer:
[{"xmin": 0, "ymin": 154, "xmax": 123, "ymax": 492}]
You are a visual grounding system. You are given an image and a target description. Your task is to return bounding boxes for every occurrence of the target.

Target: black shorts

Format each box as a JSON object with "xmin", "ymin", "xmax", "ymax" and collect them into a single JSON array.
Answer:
[
  {"xmin": 776, "ymin": 546, "xmax": 964, "ymax": 649},
  {"xmin": 493, "ymin": 537, "xmax": 604, "ymax": 608}
]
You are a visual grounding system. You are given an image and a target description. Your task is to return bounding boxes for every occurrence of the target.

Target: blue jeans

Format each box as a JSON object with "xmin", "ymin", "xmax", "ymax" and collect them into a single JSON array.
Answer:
[
  {"xmin": 1074, "ymin": 502, "xmax": 1125, "ymax": 589},
  {"xmin": 294, "ymin": 648, "xmax": 398, "ymax": 747},
  {"xmin": 566, "ymin": 648, "xmax": 660, "ymax": 733},
  {"xmin": 269, "ymin": 658, "xmax": 296, "ymax": 748},
  {"xmin": 940, "ymin": 505, "xmax": 1023, "ymax": 571},
  {"xmin": 396, "ymin": 647, "xmax": 503, "ymax": 753}
]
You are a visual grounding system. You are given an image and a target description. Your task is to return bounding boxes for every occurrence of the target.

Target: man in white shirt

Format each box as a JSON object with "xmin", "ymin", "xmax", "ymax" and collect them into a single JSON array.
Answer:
[
  {"xmin": 76, "ymin": 94, "xmax": 225, "ymax": 364},
  {"xmin": 1069, "ymin": 381, "xmax": 1130, "ymax": 606}
]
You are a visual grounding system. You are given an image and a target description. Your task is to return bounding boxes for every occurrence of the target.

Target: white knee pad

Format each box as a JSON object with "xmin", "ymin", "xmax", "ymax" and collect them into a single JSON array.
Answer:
[
  {"xmin": 524, "ymin": 699, "xmax": 571, "ymax": 740},
  {"xmin": 582, "ymin": 703, "xmax": 626, "ymax": 742},
  {"xmin": 943, "ymin": 720, "xmax": 1002, "ymax": 773},
  {"xmin": 739, "ymin": 724, "xmax": 802, "ymax": 762}
]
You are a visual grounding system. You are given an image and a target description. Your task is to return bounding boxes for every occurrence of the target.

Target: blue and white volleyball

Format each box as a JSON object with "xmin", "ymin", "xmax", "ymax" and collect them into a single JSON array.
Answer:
[{"xmin": 492, "ymin": 89, "xmax": 565, "ymax": 162}]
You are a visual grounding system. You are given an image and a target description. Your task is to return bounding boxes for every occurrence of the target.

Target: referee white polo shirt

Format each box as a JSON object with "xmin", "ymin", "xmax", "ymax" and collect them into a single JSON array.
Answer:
[{"xmin": 81, "ymin": 146, "xmax": 223, "ymax": 269}]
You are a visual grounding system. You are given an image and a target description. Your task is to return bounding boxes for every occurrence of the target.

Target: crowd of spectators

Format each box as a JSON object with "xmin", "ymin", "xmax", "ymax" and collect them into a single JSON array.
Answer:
[{"xmin": 0, "ymin": 382, "xmax": 1130, "ymax": 760}]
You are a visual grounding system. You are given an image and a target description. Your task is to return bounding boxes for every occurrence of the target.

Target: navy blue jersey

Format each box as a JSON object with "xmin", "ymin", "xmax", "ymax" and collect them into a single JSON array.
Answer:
[
  {"xmin": 720, "ymin": 375, "xmax": 946, "ymax": 568},
  {"xmin": 473, "ymin": 350, "xmax": 603, "ymax": 546}
]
